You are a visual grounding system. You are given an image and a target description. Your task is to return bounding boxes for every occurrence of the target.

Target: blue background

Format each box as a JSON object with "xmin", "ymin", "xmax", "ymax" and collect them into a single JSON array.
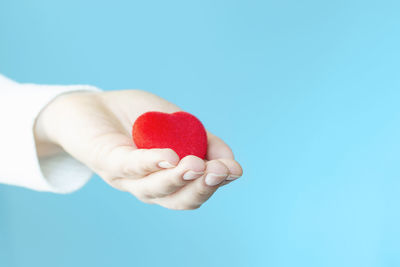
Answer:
[{"xmin": 1, "ymin": 0, "xmax": 400, "ymax": 266}]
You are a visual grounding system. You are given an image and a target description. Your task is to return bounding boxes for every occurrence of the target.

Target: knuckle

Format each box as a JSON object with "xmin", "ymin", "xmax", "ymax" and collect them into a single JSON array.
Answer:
[
  {"xmin": 182, "ymin": 155, "xmax": 203, "ymax": 164},
  {"xmin": 215, "ymin": 162, "xmax": 230, "ymax": 173},
  {"xmin": 135, "ymin": 194, "xmax": 151, "ymax": 203},
  {"xmin": 152, "ymin": 191, "xmax": 170, "ymax": 198},
  {"xmin": 167, "ymin": 176, "xmax": 186, "ymax": 188},
  {"xmin": 161, "ymin": 149, "xmax": 179, "ymax": 162},
  {"xmin": 138, "ymin": 164, "xmax": 154, "ymax": 175},
  {"xmin": 161, "ymin": 184, "xmax": 177, "ymax": 195},
  {"xmin": 158, "ymin": 176, "xmax": 185, "ymax": 194},
  {"xmin": 197, "ymin": 186, "xmax": 211, "ymax": 197},
  {"xmin": 150, "ymin": 186, "xmax": 172, "ymax": 198},
  {"xmin": 134, "ymin": 188, "xmax": 155, "ymax": 201},
  {"xmin": 180, "ymin": 156, "xmax": 205, "ymax": 170}
]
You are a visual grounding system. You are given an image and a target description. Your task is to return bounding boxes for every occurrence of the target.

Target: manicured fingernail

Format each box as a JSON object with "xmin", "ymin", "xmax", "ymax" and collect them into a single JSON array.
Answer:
[
  {"xmin": 183, "ymin": 171, "xmax": 204, "ymax": 180},
  {"xmin": 226, "ymin": 175, "xmax": 241, "ymax": 181},
  {"xmin": 158, "ymin": 161, "xmax": 175, "ymax": 169},
  {"xmin": 205, "ymin": 173, "xmax": 227, "ymax": 186}
]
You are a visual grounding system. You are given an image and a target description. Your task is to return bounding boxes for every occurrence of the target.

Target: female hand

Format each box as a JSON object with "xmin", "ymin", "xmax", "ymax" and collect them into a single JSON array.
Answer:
[{"xmin": 35, "ymin": 90, "xmax": 243, "ymax": 210}]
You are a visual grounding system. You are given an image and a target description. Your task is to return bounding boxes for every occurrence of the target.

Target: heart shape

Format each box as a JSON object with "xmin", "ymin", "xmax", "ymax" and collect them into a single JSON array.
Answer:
[{"xmin": 132, "ymin": 111, "xmax": 208, "ymax": 159}]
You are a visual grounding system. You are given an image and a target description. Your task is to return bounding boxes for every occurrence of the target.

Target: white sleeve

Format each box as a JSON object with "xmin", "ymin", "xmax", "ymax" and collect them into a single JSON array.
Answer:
[{"xmin": 0, "ymin": 74, "xmax": 101, "ymax": 193}]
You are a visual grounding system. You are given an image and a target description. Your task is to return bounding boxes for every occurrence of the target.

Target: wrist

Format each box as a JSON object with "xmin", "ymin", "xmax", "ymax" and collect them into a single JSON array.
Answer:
[
  {"xmin": 34, "ymin": 91, "xmax": 99, "ymax": 152},
  {"xmin": 34, "ymin": 94, "xmax": 65, "ymax": 157}
]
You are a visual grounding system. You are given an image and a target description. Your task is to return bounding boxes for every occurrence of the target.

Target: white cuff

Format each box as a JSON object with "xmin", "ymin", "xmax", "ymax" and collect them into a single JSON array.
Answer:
[{"xmin": 0, "ymin": 74, "xmax": 101, "ymax": 193}]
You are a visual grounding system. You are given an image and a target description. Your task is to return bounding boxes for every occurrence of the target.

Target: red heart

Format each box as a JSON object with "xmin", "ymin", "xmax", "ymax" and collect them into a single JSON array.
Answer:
[{"xmin": 132, "ymin": 111, "xmax": 208, "ymax": 159}]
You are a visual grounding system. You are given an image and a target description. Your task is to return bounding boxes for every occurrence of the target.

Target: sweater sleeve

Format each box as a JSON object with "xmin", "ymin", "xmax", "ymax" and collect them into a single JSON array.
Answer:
[{"xmin": 0, "ymin": 74, "xmax": 101, "ymax": 193}]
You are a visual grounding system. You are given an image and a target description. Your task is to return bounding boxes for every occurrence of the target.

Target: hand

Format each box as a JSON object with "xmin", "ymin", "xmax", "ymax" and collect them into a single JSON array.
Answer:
[{"xmin": 35, "ymin": 90, "xmax": 243, "ymax": 210}]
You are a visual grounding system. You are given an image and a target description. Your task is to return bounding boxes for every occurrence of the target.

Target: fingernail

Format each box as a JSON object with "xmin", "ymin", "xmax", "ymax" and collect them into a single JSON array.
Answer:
[
  {"xmin": 205, "ymin": 173, "xmax": 227, "ymax": 186},
  {"xmin": 158, "ymin": 161, "xmax": 175, "ymax": 169},
  {"xmin": 226, "ymin": 175, "xmax": 241, "ymax": 181},
  {"xmin": 183, "ymin": 171, "xmax": 204, "ymax": 180}
]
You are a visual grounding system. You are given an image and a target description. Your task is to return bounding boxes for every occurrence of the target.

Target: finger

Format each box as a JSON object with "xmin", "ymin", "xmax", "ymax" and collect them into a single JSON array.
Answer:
[
  {"xmin": 157, "ymin": 160, "xmax": 229, "ymax": 210},
  {"xmin": 220, "ymin": 180, "xmax": 232, "ymax": 186},
  {"xmin": 105, "ymin": 146, "xmax": 180, "ymax": 177},
  {"xmin": 130, "ymin": 155, "xmax": 206, "ymax": 198},
  {"xmin": 215, "ymin": 158, "xmax": 243, "ymax": 181},
  {"xmin": 206, "ymin": 131, "xmax": 234, "ymax": 160}
]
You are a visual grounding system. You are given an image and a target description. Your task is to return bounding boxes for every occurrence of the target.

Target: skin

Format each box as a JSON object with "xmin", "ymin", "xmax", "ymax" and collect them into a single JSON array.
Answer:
[{"xmin": 34, "ymin": 90, "xmax": 243, "ymax": 210}]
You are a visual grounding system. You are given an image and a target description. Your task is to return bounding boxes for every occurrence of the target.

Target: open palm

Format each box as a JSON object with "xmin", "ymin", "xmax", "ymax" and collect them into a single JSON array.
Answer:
[{"xmin": 36, "ymin": 89, "xmax": 243, "ymax": 210}]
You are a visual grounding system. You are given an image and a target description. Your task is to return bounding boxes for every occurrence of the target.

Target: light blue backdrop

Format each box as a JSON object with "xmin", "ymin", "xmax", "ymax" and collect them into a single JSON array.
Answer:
[{"xmin": 1, "ymin": 0, "xmax": 400, "ymax": 266}]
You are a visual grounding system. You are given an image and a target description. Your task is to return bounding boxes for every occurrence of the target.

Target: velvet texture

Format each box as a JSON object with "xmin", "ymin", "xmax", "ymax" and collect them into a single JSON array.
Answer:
[{"xmin": 132, "ymin": 111, "xmax": 208, "ymax": 159}]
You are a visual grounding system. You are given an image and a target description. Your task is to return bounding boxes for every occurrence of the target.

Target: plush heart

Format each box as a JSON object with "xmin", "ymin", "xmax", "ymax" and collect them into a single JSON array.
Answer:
[{"xmin": 132, "ymin": 111, "xmax": 208, "ymax": 159}]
